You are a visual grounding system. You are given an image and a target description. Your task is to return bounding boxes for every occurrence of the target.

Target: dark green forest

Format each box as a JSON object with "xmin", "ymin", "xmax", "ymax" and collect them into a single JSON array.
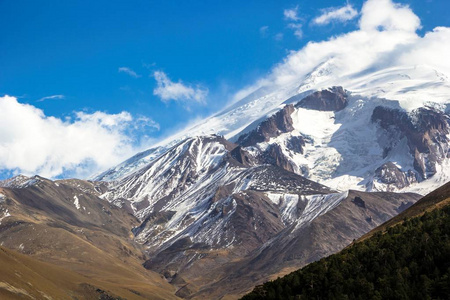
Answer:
[{"xmin": 242, "ymin": 205, "xmax": 450, "ymax": 300}]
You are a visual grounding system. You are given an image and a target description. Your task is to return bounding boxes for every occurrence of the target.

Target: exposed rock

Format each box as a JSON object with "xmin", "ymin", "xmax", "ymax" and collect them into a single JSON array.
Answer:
[
  {"xmin": 352, "ymin": 196, "xmax": 366, "ymax": 209},
  {"xmin": 237, "ymin": 105, "xmax": 295, "ymax": 147},
  {"xmin": 248, "ymin": 136, "xmax": 306, "ymax": 174},
  {"xmin": 261, "ymin": 144, "xmax": 296, "ymax": 173},
  {"xmin": 372, "ymin": 106, "xmax": 450, "ymax": 180},
  {"xmin": 293, "ymin": 86, "xmax": 348, "ymax": 112},
  {"xmin": 397, "ymin": 201, "xmax": 414, "ymax": 213},
  {"xmin": 371, "ymin": 162, "xmax": 418, "ymax": 191},
  {"xmin": 286, "ymin": 136, "xmax": 305, "ymax": 154},
  {"xmin": 230, "ymin": 146, "xmax": 257, "ymax": 167}
]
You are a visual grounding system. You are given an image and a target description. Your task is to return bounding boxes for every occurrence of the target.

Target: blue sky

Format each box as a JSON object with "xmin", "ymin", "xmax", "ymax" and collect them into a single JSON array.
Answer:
[{"xmin": 0, "ymin": 0, "xmax": 449, "ymax": 179}]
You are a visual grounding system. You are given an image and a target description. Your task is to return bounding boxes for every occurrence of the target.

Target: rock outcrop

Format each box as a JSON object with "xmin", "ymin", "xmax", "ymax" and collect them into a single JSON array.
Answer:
[
  {"xmin": 372, "ymin": 106, "xmax": 450, "ymax": 180},
  {"xmin": 371, "ymin": 162, "xmax": 418, "ymax": 191},
  {"xmin": 237, "ymin": 104, "xmax": 295, "ymax": 147},
  {"xmin": 293, "ymin": 86, "xmax": 348, "ymax": 112}
]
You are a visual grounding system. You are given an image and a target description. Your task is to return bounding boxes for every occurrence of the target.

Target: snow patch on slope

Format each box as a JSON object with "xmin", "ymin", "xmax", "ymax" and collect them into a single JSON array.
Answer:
[
  {"xmin": 266, "ymin": 192, "xmax": 300, "ymax": 224},
  {"xmin": 73, "ymin": 195, "xmax": 81, "ymax": 210},
  {"xmin": 0, "ymin": 209, "xmax": 10, "ymax": 225},
  {"xmin": 295, "ymin": 191, "xmax": 349, "ymax": 230}
]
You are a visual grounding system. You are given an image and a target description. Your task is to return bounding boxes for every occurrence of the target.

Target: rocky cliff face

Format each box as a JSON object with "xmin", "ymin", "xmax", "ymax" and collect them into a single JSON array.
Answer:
[
  {"xmin": 226, "ymin": 88, "xmax": 450, "ymax": 193},
  {"xmin": 371, "ymin": 106, "xmax": 450, "ymax": 180},
  {"xmin": 370, "ymin": 162, "xmax": 418, "ymax": 191},
  {"xmin": 293, "ymin": 86, "xmax": 348, "ymax": 112},
  {"xmin": 237, "ymin": 104, "xmax": 295, "ymax": 147}
]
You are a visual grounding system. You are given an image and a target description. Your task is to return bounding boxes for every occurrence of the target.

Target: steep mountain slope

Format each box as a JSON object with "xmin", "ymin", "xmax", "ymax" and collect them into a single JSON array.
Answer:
[
  {"xmin": 242, "ymin": 181, "xmax": 450, "ymax": 300},
  {"xmin": 0, "ymin": 175, "xmax": 178, "ymax": 300},
  {"xmin": 85, "ymin": 77, "xmax": 450, "ymax": 297},
  {"xmin": 98, "ymin": 135, "xmax": 335, "ymax": 296},
  {"xmin": 85, "ymin": 62, "xmax": 450, "ymax": 298},
  {"xmin": 190, "ymin": 190, "xmax": 420, "ymax": 299}
]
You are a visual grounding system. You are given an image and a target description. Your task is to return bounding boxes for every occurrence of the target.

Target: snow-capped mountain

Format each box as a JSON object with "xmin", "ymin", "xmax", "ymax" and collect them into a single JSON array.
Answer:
[
  {"xmin": 2, "ymin": 0, "xmax": 450, "ymax": 299},
  {"xmin": 97, "ymin": 62, "xmax": 450, "ymax": 195},
  {"xmin": 89, "ymin": 59, "xmax": 450, "ymax": 298},
  {"xmin": 3, "ymin": 59, "xmax": 448, "ymax": 300}
]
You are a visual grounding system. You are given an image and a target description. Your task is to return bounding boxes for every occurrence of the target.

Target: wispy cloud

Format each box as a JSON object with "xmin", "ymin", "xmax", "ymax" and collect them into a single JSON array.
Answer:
[
  {"xmin": 142, "ymin": 62, "xmax": 156, "ymax": 69},
  {"xmin": 274, "ymin": 33, "xmax": 284, "ymax": 41},
  {"xmin": 283, "ymin": 6, "xmax": 303, "ymax": 39},
  {"xmin": 284, "ymin": 6, "xmax": 300, "ymax": 21},
  {"xmin": 313, "ymin": 4, "xmax": 358, "ymax": 25},
  {"xmin": 153, "ymin": 71, "xmax": 208, "ymax": 105},
  {"xmin": 260, "ymin": 26, "xmax": 269, "ymax": 37},
  {"xmin": 37, "ymin": 94, "xmax": 65, "ymax": 102},
  {"xmin": 135, "ymin": 116, "xmax": 160, "ymax": 131},
  {"xmin": 288, "ymin": 23, "xmax": 303, "ymax": 39},
  {"xmin": 118, "ymin": 67, "xmax": 141, "ymax": 78}
]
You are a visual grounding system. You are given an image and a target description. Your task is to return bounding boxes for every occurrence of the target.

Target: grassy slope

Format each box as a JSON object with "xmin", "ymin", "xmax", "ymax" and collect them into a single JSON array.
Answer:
[
  {"xmin": 0, "ymin": 179, "xmax": 179, "ymax": 300},
  {"xmin": 0, "ymin": 245, "xmax": 149, "ymax": 299}
]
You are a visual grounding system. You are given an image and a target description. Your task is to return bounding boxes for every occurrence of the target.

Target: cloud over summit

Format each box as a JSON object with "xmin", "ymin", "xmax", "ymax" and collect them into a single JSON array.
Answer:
[{"xmin": 237, "ymin": 0, "xmax": 448, "ymax": 95}]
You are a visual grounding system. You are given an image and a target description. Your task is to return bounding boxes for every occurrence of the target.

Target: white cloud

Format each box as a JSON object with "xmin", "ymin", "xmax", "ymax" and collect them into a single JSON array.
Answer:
[
  {"xmin": 359, "ymin": 0, "xmax": 420, "ymax": 32},
  {"xmin": 284, "ymin": 6, "xmax": 300, "ymax": 21},
  {"xmin": 233, "ymin": 0, "xmax": 449, "ymax": 100},
  {"xmin": 118, "ymin": 67, "xmax": 141, "ymax": 78},
  {"xmin": 284, "ymin": 6, "xmax": 303, "ymax": 39},
  {"xmin": 37, "ymin": 95, "xmax": 65, "ymax": 102},
  {"xmin": 0, "ymin": 96, "xmax": 158, "ymax": 179},
  {"xmin": 313, "ymin": 4, "xmax": 358, "ymax": 25},
  {"xmin": 153, "ymin": 71, "xmax": 208, "ymax": 104},
  {"xmin": 288, "ymin": 23, "xmax": 303, "ymax": 39}
]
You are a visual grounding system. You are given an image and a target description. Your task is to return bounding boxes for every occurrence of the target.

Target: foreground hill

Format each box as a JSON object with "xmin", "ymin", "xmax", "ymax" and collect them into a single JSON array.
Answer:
[
  {"xmin": 242, "ymin": 181, "xmax": 450, "ymax": 300},
  {"xmin": 0, "ymin": 175, "xmax": 178, "ymax": 300},
  {"xmin": 0, "ymin": 245, "xmax": 174, "ymax": 300}
]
